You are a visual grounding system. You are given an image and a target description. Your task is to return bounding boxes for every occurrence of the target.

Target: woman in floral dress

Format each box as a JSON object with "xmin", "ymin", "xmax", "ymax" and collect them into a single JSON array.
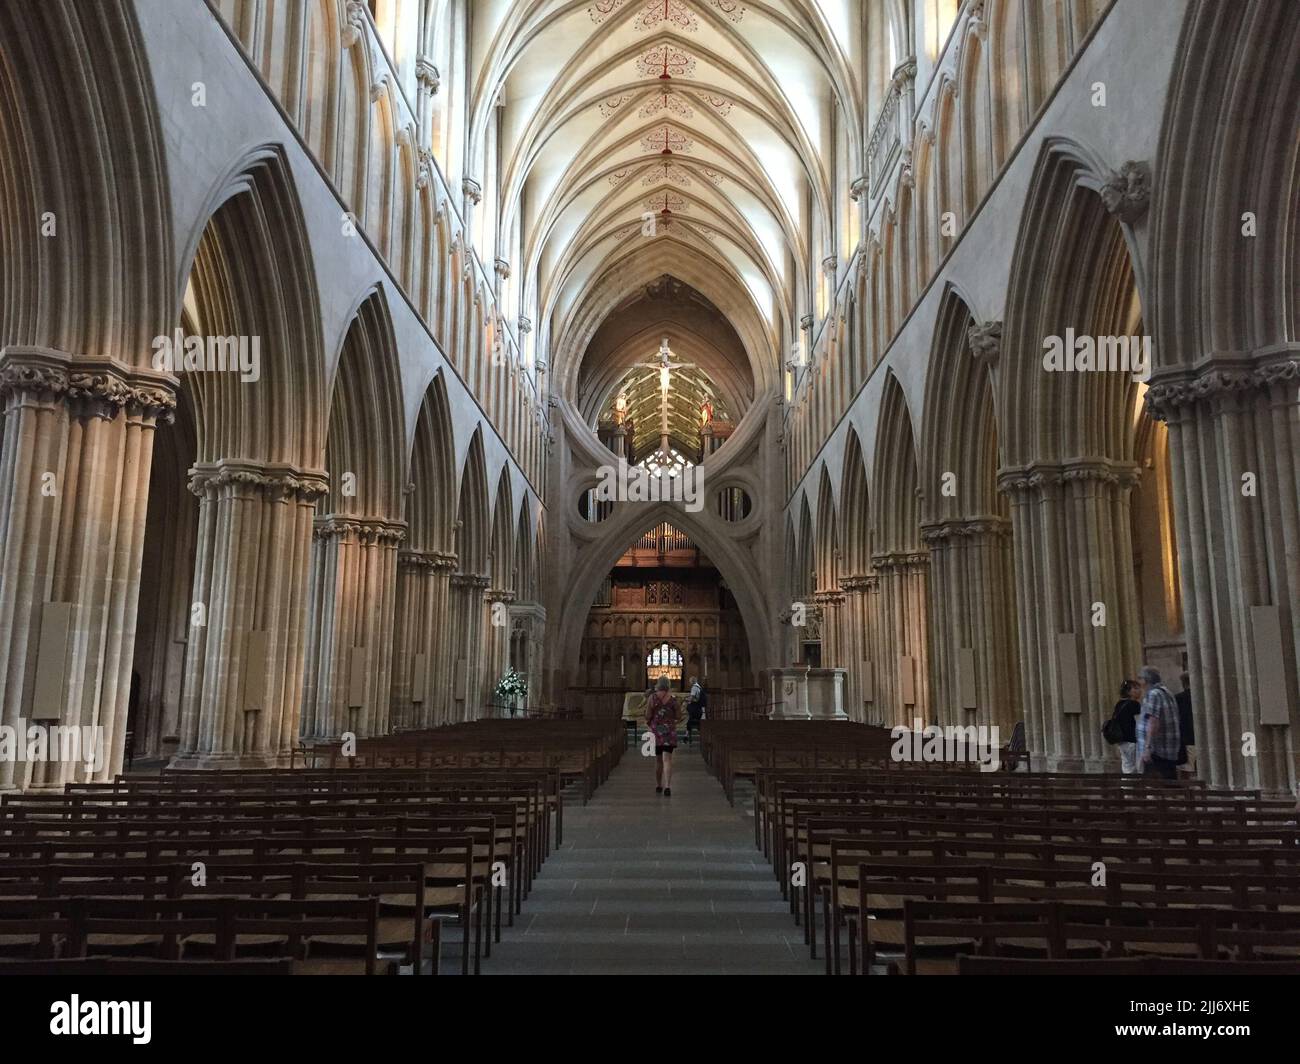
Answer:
[{"xmin": 646, "ymin": 676, "xmax": 680, "ymax": 796}]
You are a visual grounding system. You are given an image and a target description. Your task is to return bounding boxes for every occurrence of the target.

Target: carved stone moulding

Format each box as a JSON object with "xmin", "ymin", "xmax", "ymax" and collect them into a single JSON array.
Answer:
[
  {"xmin": 187, "ymin": 458, "xmax": 330, "ymax": 503},
  {"xmin": 919, "ymin": 517, "xmax": 1012, "ymax": 543},
  {"xmin": 1144, "ymin": 354, "xmax": 1300, "ymax": 422},
  {"xmin": 415, "ymin": 57, "xmax": 441, "ymax": 95},
  {"xmin": 313, "ymin": 515, "xmax": 408, "ymax": 544},
  {"xmin": 871, "ymin": 549, "xmax": 930, "ymax": 572},
  {"xmin": 0, "ymin": 345, "xmax": 178, "ymax": 422},
  {"xmin": 838, "ymin": 573, "xmax": 878, "ymax": 593},
  {"xmin": 996, "ymin": 459, "xmax": 1142, "ymax": 496},
  {"xmin": 1100, "ymin": 160, "xmax": 1151, "ymax": 225},
  {"xmin": 967, "ymin": 320, "xmax": 1003, "ymax": 366},
  {"xmin": 398, "ymin": 549, "xmax": 458, "ymax": 572}
]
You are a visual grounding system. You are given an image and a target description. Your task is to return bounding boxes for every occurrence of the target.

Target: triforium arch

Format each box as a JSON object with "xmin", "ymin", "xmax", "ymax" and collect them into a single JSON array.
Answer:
[
  {"xmin": 871, "ymin": 373, "xmax": 929, "ymax": 727},
  {"xmin": 1145, "ymin": 0, "xmax": 1300, "ymax": 793},
  {"xmin": 174, "ymin": 146, "xmax": 329, "ymax": 768},
  {"xmin": 392, "ymin": 371, "xmax": 459, "ymax": 729},
  {"xmin": 0, "ymin": 0, "xmax": 176, "ymax": 788},
  {"xmin": 303, "ymin": 286, "xmax": 408, "ymax": 741},
  {"xmin": 920, "ymin": 285, "xmax": 1019, "ymax": 734},
  {"xmin": 999, "ymin": 136, "xmax": 1179, "ymax": 772},
  {"xmin": 449, "ymin": 429, "xmax": 492, "ymax": 720}
]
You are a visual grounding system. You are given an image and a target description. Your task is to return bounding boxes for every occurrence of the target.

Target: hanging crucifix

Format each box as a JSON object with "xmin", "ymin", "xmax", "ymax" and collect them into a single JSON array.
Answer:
[{"xmin": 636, "ymin": 337, "xmax": 695, "ymax": 454}]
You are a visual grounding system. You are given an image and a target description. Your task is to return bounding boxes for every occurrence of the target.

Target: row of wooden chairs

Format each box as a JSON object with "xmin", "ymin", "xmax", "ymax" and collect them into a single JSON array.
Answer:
[
  {"xmin": 702, "ymin": 722, "xmax": 1299, "ymax": 976},
  {"xmin": 1, "ymin": 720, "xmax": 619, "ymax": 975}
]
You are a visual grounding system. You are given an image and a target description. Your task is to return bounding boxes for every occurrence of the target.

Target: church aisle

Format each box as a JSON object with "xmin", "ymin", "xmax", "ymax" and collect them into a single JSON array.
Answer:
[{"xmin": 480, "ymin": 741, "xmax": 822, "ymax": 975}]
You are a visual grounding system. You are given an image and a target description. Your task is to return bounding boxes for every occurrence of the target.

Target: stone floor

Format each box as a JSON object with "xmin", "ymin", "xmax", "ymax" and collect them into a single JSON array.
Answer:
[{"xmin": 478, "ymin": 739, "xmax": 822, "ymax": 975}]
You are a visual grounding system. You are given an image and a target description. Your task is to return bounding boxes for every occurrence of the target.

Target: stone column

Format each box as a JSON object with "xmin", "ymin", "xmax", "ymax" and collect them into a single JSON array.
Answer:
[
  {"xmin": 837, "ymin": 574, "xmax": 876, "ymax": 723},
  {"xmin": 482, "ymin": 587, "xmax": 515, "ymax": 716},
  {"xmin": 390, "ymin": 549, "xmax": 456, "ymax": 729},
  {"xmin": 999, "ymin": 462, "xmax": 1143, "ymax": 771},
  {"xmin": 870, "ymin": 550, "xmax": 930, "ymax": 727},
  {"xmin": 173, "ymin": 460, "xmax": 327, "ymax": 768},
  {"xmin": 920, "ymin": 518, "xmax": 1019, "ymax": 732},
  {"xmin": 1148, "ymin": 358, "xmax": 1299, "ymax": 794},
  {"xmin": 811, "ymin": 589, "xmax": 845, "ymax": 672},
  {"xmin": 509, "ymin": 601, "xmax": 547, "ymax": 713},
  {"xmin": 449, "ymin": 572, "xmax": 489, "ymax": 720},
  {"xmin": 0, "ymin": 348, "xmax": 176, "ymax": 790},
  {"xmin": 301, "ymin": 516, "xmax": 405, "ymax": 741}
]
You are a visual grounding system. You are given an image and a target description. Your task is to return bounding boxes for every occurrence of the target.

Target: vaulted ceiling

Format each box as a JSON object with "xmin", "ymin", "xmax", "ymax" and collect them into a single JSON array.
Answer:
[{"xmin": 469, "ymin": 0, "xmax": 865, "ymax": 410}]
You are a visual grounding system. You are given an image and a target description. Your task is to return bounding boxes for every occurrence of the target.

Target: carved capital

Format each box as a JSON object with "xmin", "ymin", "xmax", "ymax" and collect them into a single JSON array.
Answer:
[
  {"xmin": 849, "ymin": 175, "xmax": 869, "ymax": 202},
  {"xmin": 871, "ymin": 550, "xmax": 930, "ymax": 572},
  {"xmin": 415, "ymin": 57, "xmax": 441, "ymax": 95},
  {"xmin": 462, "ymin": 178, "xmax": 483, "ymax": 206},
  {"xmin": 494, "ymin": 258, "xmax": 511, "ymax": 279},
  {"xmin": 920, "ymin": 517, "xmax": 1012, "ymax": 544},
  {"xmin": 839, "ymin": 573, "xmax": 878, "ymax": 593},
  {"xmin": 891, "ymin": 57, "xmax": 917, "ymax": 89},
  {"xmin": 1100, "ymin": 161, "xmax": 1151, "ymax": 224},
  {"xmin": 899, "ymin": 148, "xmax": 915, "ymax": 190},
  {"xmin": 188, "ymin": 460, "xmax": 330, "ymax": 504},
  {"xmin": 342, "ymin": 0, "xmax": 368, "ymax": 48},
  {"xmin": 517, "ymin": 316, "xmax": 533, "ymax": 335},
  {"xmin": 1145, "ymin": 357, "xmax": 1300, "ymax": 422},
  {"xmin": 314, "ymin": 515, "xmax": 408, "ymax": 545},
  {"xmin": 0, "ymin": 347, "xmax": 178, "ymax": 424}
]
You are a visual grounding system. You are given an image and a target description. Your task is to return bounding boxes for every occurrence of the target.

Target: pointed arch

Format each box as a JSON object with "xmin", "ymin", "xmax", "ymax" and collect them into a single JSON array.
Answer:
[
  {"xmin": 183, "ymin": 145, "xmax": 327, "ymax": 469},
  {"xmin": 322, "ymin": 285, "xmax": 407, "ymax": 521},
  {"xmin": 406, "ymin": 371, "xmax": 457, "ymax": 554}
]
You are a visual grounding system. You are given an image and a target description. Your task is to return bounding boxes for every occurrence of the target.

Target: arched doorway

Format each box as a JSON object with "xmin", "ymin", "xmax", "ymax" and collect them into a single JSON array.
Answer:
[{"xmin": 566, "ymin": 520, "xmax": 754, "ymax": 718}]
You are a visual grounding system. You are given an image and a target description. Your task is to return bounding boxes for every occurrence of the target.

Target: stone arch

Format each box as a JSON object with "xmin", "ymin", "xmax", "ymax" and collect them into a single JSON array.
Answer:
[
  {"xmin": 1000, "ymin": 137, "xmax": 1179, "ymax": 771},
  {"xmin": 302, "ymin": 286, "xmax": 407, "ymax": 740},
  {"xmin": 553, "ymin": 503, "xmax": 774, "ymax": 689},
  {"xmin": 447, "ymin": 429, "xmax": 491, "ymax": 719},
  {"xmin": 1143, "ymin": 0, "xmax": 1300, "ymax": 792},
  {"xmin": 165, "ymin": 146, "xmax": 330, "ymax": 769},
  {"xmin": 920, "ymin": 285, "xmax": 1019, "ymax": 731},
  {"xmin": 390, "ymin": 370, "xmax": 458, "ymax": 728},
  {"xmin": 871, "ymin": 372, "xmax": 929, "ymax": 726},
  {"xmin": 181, "ymin": 146, "xmax": 327, "ymax": 470},
  {"xmin": 837, "ymin": 426, "xmax": 874, "ymax": 721}
]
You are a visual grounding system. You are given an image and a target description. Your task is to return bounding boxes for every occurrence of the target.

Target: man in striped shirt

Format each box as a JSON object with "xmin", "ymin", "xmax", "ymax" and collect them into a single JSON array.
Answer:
[{"xmin": 1136, "ymin": 665, "xmax": 1182, "ymax": 780}]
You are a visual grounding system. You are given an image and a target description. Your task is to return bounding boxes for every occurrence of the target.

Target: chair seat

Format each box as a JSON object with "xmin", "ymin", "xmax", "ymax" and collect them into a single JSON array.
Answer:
[
  {"xmin": 311, "ymin": 917, "xmax": 413, "ymax": 950},
  {"xmin": 292, "ymin": 956, "xmax": 370, "ymax": 975},
  {"xmin": 1124, "ymin": 941, "xmax": 1202, "ymax": 957},
  {"xmin": 911, "ymin": 957, "xmax": 959, "ymax": 975}
]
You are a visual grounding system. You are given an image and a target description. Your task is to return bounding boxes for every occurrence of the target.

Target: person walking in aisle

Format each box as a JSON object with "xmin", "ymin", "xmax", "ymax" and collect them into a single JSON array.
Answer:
[
  {"xmin": 685, "ymin": 675, "xmax": 703, "ymax": 745},
  {"xmin": 647, "ymin": 676, "xmax": 679, "ymax": 795}
]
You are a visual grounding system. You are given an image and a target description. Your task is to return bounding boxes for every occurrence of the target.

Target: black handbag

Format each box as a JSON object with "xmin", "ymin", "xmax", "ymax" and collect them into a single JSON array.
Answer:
[{"xmin": 1101, "ymin": 717, "xmax": 1124, "ymax": 745}]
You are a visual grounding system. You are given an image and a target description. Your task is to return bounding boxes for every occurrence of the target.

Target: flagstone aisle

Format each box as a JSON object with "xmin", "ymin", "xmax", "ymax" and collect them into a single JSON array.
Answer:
[{"xmin": 479, "ymin": 741, "xmax": 822, "ymax": 975}]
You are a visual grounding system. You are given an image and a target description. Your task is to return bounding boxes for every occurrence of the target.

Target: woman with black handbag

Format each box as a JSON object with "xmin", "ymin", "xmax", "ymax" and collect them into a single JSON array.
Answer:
[{"xmin": 1102, "ymin": 680, "xmax": 1141, "ymax": 773}]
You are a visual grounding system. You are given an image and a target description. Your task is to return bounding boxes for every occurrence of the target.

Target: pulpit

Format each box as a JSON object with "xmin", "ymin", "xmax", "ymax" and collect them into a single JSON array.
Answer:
[
  {"xmin": 805, "ymin": 668, "xmax": 848, "ymax": 720},
  {"xmin": 762, "ymin": 668, "xmax": 810, "ymax": 720}
]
